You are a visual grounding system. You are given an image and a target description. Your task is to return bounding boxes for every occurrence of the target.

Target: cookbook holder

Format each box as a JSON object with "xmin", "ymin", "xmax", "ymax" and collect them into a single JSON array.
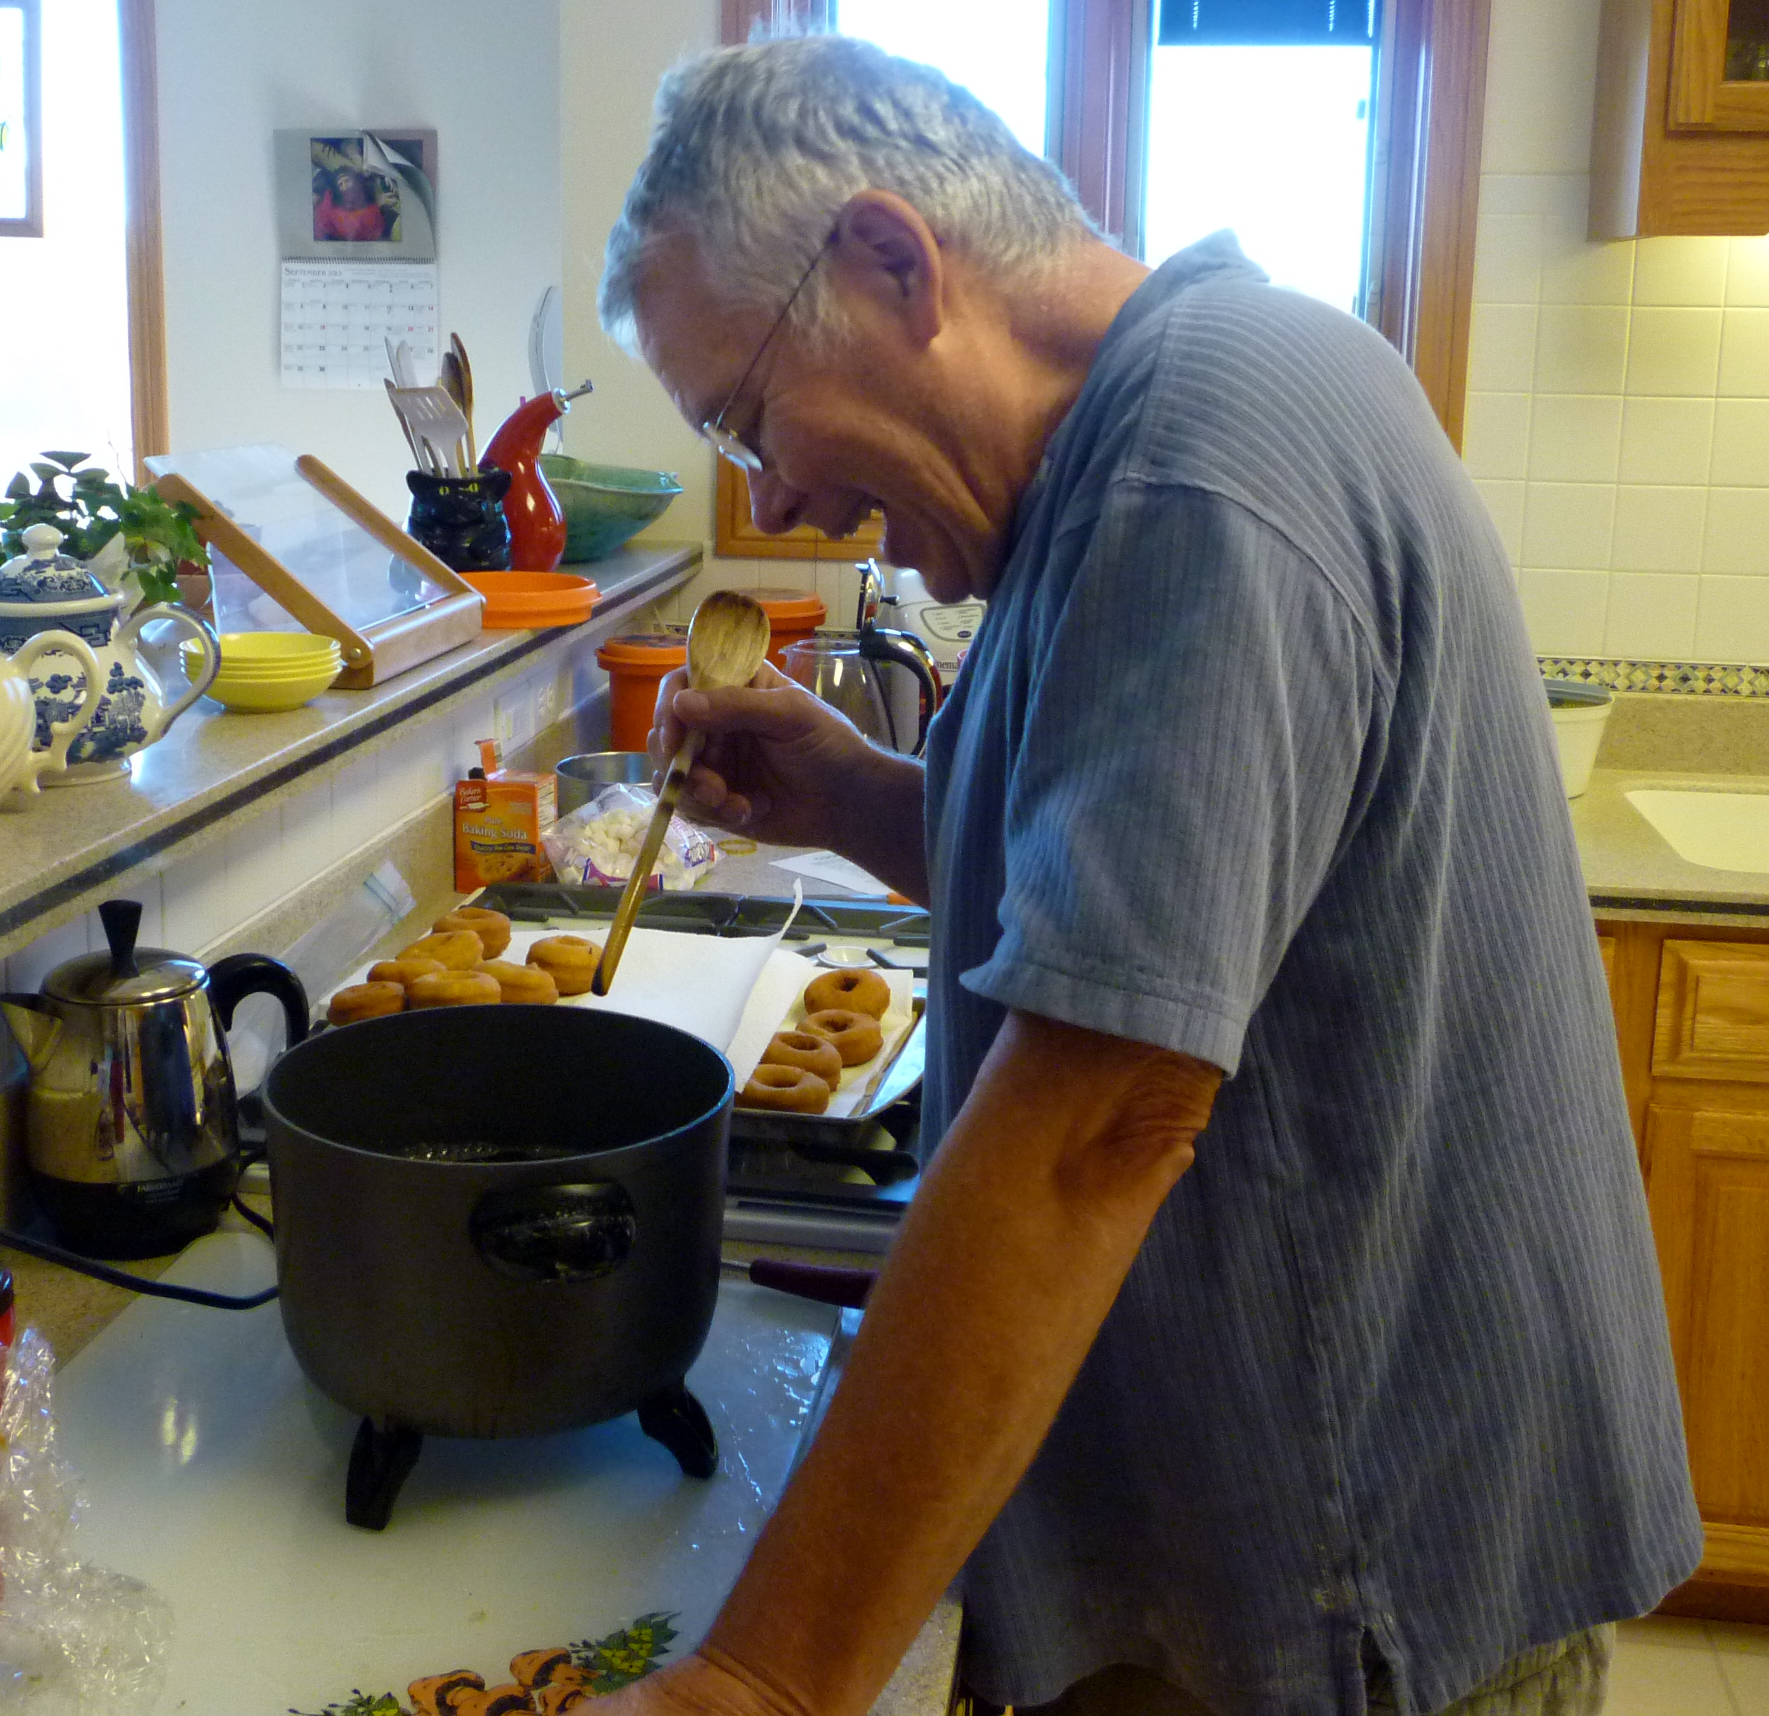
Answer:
[{"xmin": 145, "ymin": 444, "xmax": 484, "ymax": 687}]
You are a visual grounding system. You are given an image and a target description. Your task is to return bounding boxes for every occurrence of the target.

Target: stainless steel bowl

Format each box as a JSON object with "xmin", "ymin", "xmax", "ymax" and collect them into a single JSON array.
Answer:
[{"xmin": 556, "ymin": 750, "xmax": 652, "ymax": 815}]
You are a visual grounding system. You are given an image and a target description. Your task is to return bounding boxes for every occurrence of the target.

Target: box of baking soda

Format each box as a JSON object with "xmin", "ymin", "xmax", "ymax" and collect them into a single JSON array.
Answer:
[{"xmin": 454, "ymin": 740, "xmax": 558, "ymax": 890}]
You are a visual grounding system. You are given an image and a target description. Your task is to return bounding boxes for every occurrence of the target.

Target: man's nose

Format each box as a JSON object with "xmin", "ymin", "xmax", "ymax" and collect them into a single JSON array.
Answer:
[{"xmin": 746, "ymin": 468, "xmax": 806, "ymax": 536}]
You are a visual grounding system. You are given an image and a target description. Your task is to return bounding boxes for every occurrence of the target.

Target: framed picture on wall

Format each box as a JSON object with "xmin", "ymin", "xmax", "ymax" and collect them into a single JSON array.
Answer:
[
  {"xmin": 274, "ymin": 128, "xmax": 437, "ymax": 261},
  {"xmin": 0, "ymin": 0, "xmax": 42, "ymax": 238}
]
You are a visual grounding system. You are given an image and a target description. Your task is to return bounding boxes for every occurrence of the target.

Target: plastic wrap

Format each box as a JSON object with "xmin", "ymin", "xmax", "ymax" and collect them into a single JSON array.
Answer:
[
  {"xmin": 542, "ymin": 783, "xmax": 720, "ymax": 891},
  {"xmin": 0, "ymin": 1331, "xmax": 171, "ymax": 1712}
]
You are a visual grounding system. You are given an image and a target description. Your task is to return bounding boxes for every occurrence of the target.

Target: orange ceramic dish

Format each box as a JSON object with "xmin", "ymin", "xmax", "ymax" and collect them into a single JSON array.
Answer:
[{"xmin": 464, "ymin": 571, "xmax": 599, "ymax": 630}]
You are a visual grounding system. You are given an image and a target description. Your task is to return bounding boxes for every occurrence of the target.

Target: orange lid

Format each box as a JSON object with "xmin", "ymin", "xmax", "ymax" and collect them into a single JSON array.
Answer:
[
  {"xmin": 596, "ymin": 631, "xmax": 688, "ymax": 667},
  {"xmin": 754, "ymin": 587, "xmax": 826, "ymax": 625},
  {"xmin": 465, "ymin": 571, "xmax": 599, "ymax": 631}
]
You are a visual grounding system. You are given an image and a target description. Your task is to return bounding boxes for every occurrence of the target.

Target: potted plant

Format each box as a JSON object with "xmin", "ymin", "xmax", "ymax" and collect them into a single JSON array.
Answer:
[{"xmin": 0, "ymin": 451, "xmax": 212, "ymax": 615}]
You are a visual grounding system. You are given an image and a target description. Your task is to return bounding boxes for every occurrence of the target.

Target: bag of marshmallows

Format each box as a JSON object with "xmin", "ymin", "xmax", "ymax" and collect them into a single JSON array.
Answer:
[{"xmin": 541, "ymin": 782, "xmax": 721, "ymax": 892}]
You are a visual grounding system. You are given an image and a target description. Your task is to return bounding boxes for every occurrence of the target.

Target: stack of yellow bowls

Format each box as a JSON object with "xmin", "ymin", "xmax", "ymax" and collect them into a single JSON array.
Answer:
[{"xmin": 182, "ymin": 632, "xmax": 343, "ymax": 713}]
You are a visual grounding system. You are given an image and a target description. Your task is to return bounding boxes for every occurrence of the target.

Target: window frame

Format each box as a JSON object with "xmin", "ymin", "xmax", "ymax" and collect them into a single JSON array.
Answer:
[
  {"xmin": 716, "ymin": 0, "xmax": 1490, "ymax": 558},
  {"xmin": 0, "ymin": 0, "xmax": 44, "ymax": 238},
  {"xmin": 120, "ymin": 0, "xmax": 168, "ymax": 475}
]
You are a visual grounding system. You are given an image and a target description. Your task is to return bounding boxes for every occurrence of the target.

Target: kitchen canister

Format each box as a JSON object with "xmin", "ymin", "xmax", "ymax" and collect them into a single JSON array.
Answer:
[
  {"xmin": 597, "ymin": 632, "xmax": 687, "ymax": 753},
  {"xmin": 754, "ymin": 587, "xmax": 826, "ymax": 668}
]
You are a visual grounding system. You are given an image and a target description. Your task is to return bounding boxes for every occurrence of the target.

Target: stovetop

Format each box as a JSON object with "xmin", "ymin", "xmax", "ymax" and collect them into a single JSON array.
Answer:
[{"xmin": 472, "ymin": 882, "xmax": 929, "ymax": 1254}]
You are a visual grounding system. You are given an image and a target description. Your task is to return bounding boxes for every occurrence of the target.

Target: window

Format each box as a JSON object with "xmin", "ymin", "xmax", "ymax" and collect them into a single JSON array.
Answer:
[
  {"xmin": 1142, "ymin": 1, "xmax": 1379, "ymax": 315},
  {"xmin": 716, "ymin": 0, "xmax": 1490, "ymax": 557},
  {"xmin": 0, "ymin": 0, "xmax": 166, "ymax": 486}
]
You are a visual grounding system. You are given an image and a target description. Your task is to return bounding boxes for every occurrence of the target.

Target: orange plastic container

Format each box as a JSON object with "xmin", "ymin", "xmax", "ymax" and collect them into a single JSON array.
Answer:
[
  {"xmin": 464, "ymin": 571, "xmax": 599, "ymax": 630},
  {"xmin": 597, "ymin": 632, "xmax": 687, "ymax": 752},
  {"xmin": 755, "ymin": 587, "xmax": 826, "ymax": 667}
]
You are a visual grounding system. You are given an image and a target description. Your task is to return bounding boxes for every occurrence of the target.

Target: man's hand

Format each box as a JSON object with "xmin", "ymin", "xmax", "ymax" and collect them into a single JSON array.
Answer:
[{"xmin": 649, "ymin": 661, "xmax": 928, "ymax": 899}]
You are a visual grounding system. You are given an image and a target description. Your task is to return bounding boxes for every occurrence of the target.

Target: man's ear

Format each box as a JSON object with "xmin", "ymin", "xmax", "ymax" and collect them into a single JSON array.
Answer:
[{"xmin": 831, "ymin": 190, "xmax": 943, "ymax": 347}]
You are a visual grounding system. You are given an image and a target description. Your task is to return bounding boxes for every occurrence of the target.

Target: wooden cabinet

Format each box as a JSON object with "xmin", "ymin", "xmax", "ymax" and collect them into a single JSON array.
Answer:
[
  {"xmin": 1598, "ymin": 918, "xmax": 1769, "ymax": 1617},
  {"xmin": 1592, "ymin": 0, "xmax": 1769, "ymax": 235}
]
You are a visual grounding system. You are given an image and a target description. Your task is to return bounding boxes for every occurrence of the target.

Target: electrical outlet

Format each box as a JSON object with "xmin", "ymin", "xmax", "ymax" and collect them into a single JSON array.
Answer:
[{"xmin": 490, "ymin": 698, "xmax": 518, "ymax": 747}]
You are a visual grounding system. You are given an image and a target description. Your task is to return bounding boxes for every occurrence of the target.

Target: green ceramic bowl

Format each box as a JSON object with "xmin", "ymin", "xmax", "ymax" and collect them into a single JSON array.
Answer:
[{"xmin": 538, "ymin": 455, "xmax": 684, "ymax": 562}]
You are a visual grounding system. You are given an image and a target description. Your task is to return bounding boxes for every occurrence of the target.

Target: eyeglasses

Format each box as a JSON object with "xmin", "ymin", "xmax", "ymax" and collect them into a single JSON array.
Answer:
[{"xmin": 700, "ymin": 230, "xmax": 835, "ymax": 475}]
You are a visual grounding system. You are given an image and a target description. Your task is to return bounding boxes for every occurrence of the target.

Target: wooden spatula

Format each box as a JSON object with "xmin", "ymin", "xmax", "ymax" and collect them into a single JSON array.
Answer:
[{"xmin": 590, "ymin": 591, "xmax": 773, "ymax": 995}]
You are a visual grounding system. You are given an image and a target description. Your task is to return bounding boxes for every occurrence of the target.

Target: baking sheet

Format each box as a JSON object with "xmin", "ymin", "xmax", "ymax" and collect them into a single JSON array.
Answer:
[
  {"xmin": 323, "ymin": 900, "xmax": 924, "ymax": 1135},
  {"xmin": 728, "ymin": 967, "xmax": 917, "ymax": 1118},
  {"xmin": 330, "ymin": 921, "xmax": 800, "ymax": 1083}
]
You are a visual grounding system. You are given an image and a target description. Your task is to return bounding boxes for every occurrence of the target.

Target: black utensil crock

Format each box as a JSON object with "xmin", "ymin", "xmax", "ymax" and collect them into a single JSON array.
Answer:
[{"xmin": 405, "ymin": 468, "xmax": 513, "ymax": 571}]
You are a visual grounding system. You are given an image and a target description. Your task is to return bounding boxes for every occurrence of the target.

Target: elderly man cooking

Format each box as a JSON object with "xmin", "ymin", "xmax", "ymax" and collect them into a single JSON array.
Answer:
[{"xmin": 592, "ymin": 34, "xmax": 1701, "ymax": 1716}]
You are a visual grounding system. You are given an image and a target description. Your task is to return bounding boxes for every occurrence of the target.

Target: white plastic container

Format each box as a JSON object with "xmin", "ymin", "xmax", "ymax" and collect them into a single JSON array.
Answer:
[{"xmin": 1545, "ymin": 679, "xmax": 1614, "ymax": 799}]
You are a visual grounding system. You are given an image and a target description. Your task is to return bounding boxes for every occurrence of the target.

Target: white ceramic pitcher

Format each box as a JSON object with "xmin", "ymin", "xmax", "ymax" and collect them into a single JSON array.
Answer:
[{"xmin": 0, "ymin": 629, "xmax": 103, "ymax": 800}]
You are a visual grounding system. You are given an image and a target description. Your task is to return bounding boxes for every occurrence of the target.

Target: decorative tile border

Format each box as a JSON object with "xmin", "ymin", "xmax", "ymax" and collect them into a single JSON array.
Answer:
[{"xmin": 1538, "ymin": 658, "xmax": 1769, "ymax": 697}]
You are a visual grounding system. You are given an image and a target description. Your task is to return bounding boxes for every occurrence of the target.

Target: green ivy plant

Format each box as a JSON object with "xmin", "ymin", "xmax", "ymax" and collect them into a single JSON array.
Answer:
[{"xmin": 0, "ymin": 450, "xmax": 210, "ymax": 611}]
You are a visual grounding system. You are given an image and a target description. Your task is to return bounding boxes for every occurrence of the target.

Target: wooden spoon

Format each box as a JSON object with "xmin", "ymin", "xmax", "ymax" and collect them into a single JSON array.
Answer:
[
  {"xmin": 591, "ymin": 591, "xmax": 773, "ymax": 995},
  {"xmin": 450, "ymin": 332, "xmax": 477, "ymax": 466}
]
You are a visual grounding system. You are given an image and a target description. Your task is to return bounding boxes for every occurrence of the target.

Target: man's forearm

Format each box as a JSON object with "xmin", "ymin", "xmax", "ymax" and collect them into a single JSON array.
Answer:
[
  {"xmin": 699, "ymin": 1014, "xmax": 1222, "ymax": 1716},
  {"xmin": 830, "ymin": 747, "xmax": 928, "ymax": 903}
]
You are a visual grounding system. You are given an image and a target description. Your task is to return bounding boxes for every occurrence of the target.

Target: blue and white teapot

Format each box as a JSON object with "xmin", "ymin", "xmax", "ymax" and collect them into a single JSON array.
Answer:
[{"xmin": 0, "ymin": 523, "xmax": 220, "ymax": 783}]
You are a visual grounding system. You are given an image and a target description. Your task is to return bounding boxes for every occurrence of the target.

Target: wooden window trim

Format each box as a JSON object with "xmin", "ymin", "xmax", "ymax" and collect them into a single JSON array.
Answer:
[
  {"xmin": 119, "ymin": 0, "xmax": 168, "ymax": 475},
  {"xmin": 713, "ymin": 0, "xmax": 1490, "ymax": 555},
  {"xmin": 0, "ymin": 0, "xmax": 44, "ymax": 238},
  {"xmin": 1368, "ymin": 0, "xmax": 1492, "ymax": 451}
]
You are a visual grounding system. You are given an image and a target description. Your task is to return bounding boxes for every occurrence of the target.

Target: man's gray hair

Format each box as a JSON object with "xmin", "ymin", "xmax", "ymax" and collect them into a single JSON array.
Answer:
[{"xmin": 600, "ymin": 34, "xmax": 1095, "ymax": 352}]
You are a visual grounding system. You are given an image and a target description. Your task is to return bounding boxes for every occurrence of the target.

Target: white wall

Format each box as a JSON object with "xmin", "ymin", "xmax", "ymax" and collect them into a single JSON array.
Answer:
[
  {"xmin": 154, "ymin": 0, "xmax": 562, "ymax": 525},
  {"xmin": 1466, "ymin": 0, "xmax": 1769, "ymax": 665},
  {"xmin": 557, "ymin": 0, "xmax": 865, "ymax": 627}
]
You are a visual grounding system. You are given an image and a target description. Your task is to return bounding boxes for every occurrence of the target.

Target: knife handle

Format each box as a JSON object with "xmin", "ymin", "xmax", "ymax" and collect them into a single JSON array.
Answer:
[
  {"xmin": 590, "ymin": 731, "xmax": 702, "ymax": 995},
  {"xmin": 745, "ymin": 1257, "xmax": 876, "ymax": 1309}
]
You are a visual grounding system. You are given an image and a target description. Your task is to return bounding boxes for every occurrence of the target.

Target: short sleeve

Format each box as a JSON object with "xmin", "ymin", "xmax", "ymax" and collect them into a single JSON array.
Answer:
[{"xmin": 959, "ymin": 482, "xmax": 1379, "ymax": 1077}]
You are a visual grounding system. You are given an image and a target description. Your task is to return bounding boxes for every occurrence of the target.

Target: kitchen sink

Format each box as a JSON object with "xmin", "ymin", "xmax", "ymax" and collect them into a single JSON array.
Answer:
[{"xmin": 1625, "ymin": 788, "xmax": 1769, "ymax": 873}]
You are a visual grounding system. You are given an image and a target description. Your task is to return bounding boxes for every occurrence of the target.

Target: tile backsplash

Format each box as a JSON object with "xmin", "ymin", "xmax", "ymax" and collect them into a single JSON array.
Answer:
[{"xmin": 1465, "ymin": 174, "xmax": 1769, "ymax": 669}]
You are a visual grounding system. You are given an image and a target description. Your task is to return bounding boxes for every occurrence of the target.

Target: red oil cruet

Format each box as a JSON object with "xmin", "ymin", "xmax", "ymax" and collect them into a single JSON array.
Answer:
[{"xmin": 480, "ymin": 381, "xmax": 593, "ymax": 571}]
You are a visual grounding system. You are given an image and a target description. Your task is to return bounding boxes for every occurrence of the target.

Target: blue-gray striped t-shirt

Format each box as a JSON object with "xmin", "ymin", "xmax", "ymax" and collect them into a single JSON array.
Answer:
[{"xmin": 921, "ymin": 234, "xmax": 1702, "ymax": 1716}]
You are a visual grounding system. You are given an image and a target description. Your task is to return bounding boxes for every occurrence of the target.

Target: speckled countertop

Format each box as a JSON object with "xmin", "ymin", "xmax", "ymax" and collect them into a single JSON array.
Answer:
[{"xmin": 1568, "ymin": 692, "xmax": 1769, "ymax": 925}]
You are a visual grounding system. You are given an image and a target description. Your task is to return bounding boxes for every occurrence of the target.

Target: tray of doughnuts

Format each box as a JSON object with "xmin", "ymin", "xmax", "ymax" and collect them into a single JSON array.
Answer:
[{"xmin": 728, "ymin": 963, "xmax": 924, "ymax": 1148}]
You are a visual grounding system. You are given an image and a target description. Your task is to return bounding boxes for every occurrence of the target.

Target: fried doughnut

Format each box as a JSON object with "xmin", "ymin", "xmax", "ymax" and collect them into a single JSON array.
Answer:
[
  {"xmin": 738, "ymin": 1063, "xmax": 831, "ymax": 1113},
  {"xmin": 367, "ymin": 956, "xmax": 447, "ymax": 991},
  {"xmin": 326, "ymin": 981, "xmax": 406, "ymax": 1026},
  {"xmin": 435, "ymin": 905, "xmax": 511, "ymax": 958},
  {"xmin": 526, "ymin": 934, "xmax": 600, "ymax": 996},
  {"xmin": 477, "ymin": 958, "xmax": 558, "ymax": 1004},
  {"xmin": 802, "ymin": 1007, "xmax": 884, "ymax": 1067},
  {"xmin": 760, "ymin": 1029, "xmax": 843, "ymax": 1087},
  {"xmin": 398, "ymin": 929, "xmax": 484, "ymax": 969},
  {"xmin": 803, "ymin": 966, "xmax": 891, "ymax": 1020},
  {"xmin": 407, "ymin": 969, "xmax": 502, "ymax": 1008}
]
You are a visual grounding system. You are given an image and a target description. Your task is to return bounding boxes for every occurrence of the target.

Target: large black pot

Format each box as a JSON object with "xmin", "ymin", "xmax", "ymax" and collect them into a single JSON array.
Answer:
[{"xmin": 262, "ymin": 1005, "xmax": 732, "ymax": 1527}]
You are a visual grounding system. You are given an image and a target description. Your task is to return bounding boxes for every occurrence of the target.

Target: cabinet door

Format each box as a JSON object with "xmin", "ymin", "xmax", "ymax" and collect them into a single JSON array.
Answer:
[
  {"xmin": 1653, "ymin": 940, "xmax": 1769, "ymax": 1082},
  {"xmin": 1670, "ymin": 0, "xmax": 1769, "ymax": 129},
  {"xmin": 1645, "ymin": 1103, "xmax": 1769, "ymax": 1528}
]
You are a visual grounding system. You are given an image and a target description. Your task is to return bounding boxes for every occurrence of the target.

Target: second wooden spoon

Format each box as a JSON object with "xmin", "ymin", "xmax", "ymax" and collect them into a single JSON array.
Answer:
[{"xmin": 590, "ymin": 590, "xmax": 773, "ymax": 995}]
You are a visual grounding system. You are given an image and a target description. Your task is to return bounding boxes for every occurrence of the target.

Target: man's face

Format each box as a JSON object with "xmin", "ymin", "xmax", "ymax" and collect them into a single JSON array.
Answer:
[{"xmin": 634, "ymin": 234, "xmax": 997, "ymax": 603}]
